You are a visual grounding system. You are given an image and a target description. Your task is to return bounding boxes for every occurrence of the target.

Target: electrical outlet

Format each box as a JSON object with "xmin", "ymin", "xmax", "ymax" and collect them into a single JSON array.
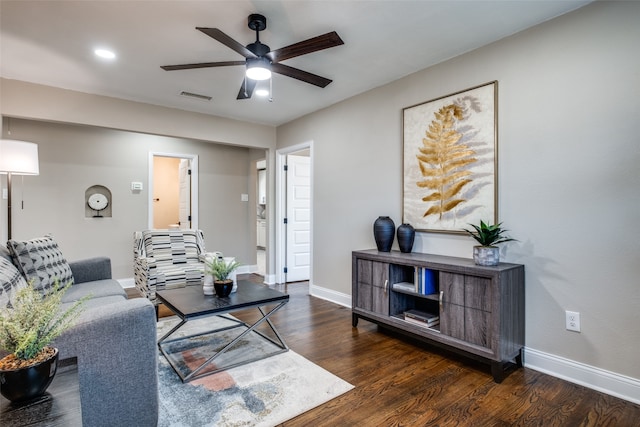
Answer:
[{"xmin": 566, "ymin": 311, "xmax": 581, "ymax": 332}]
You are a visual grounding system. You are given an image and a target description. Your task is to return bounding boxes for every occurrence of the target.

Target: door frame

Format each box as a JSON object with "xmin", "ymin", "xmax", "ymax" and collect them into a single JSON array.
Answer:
[
  {"xmin": 275, "ymin": 141, "xmax": 313, "ymax": 284},
  {"xmin": 148, "ymin": 152, "xmax": 199, "ymax": 229}
]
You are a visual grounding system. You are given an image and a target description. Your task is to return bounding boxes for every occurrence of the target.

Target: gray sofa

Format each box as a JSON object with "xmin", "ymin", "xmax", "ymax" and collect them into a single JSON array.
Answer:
[{"xmin": 0, "ymin": 247, "xmax": 158, "ymax": 426}]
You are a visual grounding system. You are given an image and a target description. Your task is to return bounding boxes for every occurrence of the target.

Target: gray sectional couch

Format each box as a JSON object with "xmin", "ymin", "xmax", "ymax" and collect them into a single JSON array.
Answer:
[{"xmin": 0, "ymin": 241, "xmax": 158, "ymax": 426}]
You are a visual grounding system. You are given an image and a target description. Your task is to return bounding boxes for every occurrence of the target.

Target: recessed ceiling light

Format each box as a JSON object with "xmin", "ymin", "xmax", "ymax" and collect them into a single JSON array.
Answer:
[
  {"xmin": 94, "ymin": 49, "xmax": 116, "ymax": 60},
  {"xmin": 255, "ymin": 89, "xmax": 270, "ymax": 97}
]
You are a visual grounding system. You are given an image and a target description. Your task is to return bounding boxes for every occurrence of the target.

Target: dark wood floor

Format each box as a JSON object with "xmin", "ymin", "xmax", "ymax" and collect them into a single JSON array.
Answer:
[{"xmin": 139, "ymin": 275, "xmax": 640, "ymax": 426}]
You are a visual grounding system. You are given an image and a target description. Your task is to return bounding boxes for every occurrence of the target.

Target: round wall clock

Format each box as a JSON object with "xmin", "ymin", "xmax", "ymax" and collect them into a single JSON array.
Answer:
[{"xmin": 88, "ymin": 193, "xmax": 109, "ymax": 217}]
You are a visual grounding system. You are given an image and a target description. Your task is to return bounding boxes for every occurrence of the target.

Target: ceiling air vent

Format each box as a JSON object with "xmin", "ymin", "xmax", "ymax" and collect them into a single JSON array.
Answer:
[{"xmin": 179, "ymin": 91, "xmax": 212, "ymax": 102}]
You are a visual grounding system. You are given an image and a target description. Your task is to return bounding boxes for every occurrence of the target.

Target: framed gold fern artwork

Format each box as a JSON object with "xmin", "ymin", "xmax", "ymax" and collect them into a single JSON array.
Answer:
[{"xmin": 403, "ymin": 81, "xmax": 497, "ymax": 233}]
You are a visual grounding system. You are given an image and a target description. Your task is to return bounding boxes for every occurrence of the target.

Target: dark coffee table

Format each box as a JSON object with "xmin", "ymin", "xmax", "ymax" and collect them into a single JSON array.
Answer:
[{"xmin": 156, "ymin": 280, "xmax": 289, "ymax": 382}]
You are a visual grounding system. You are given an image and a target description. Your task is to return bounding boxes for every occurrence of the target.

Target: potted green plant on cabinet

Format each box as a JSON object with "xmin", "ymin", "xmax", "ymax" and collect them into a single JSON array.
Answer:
[
  {"xmin": 205, "ymin": 257, "xmax": 241, "ymax": 297},
  {"xmin": 0, "ymin": 281, "xmax": 86, "ymax": 402},
  {"xmin": 463, "ymin": 220, "xmax": 516, "ymax": 266}
]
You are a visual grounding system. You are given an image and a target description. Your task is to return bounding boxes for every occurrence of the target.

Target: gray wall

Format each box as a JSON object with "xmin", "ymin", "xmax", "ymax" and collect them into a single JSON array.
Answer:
[
  {"xmin": 277, "ymin": 1, "xmax": 640, "ymax": 381},
  {"xmin": 1, "ymin": 79, "xmax": 276, "ymax": 281},
  {"xmin": 1, "ymin": 118, "xmax": 257, "ymax": 279}
]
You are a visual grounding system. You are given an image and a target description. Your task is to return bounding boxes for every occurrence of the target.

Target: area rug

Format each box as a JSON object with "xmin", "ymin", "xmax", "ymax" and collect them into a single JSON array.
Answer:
[{"xmin": 156, "ymin": 316, "xmax": 354, "ymax": 427}]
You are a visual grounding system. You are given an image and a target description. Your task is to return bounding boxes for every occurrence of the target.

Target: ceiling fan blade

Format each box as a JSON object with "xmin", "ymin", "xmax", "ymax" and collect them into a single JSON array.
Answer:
[
  {"xmin": 161, "ymin": 61, "xmax": 245, "ymax": 71},
  {"xmin": 197, "ymin": 27, "xmax": 257, "ymax": 59},
  {"xmin": 237, "ymin": 78, "xmax": 257, "ymax": 100},
  {"xmin": 267, "ymin": 31, "xmax": 344, "ymax": 62},
  {"xmin": 271, "ymin": 63, "xmax": 332, "ymax": 88}
]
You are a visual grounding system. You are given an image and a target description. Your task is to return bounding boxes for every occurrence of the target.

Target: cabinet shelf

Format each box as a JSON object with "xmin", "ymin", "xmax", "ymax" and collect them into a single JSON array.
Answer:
[
  {"xmin": 391, "ymin": 285, "xmax": 439, "ymax": 301},
  {"xmin": 352, "ymin": 249, "xmax": 525, "ymax": 383}
]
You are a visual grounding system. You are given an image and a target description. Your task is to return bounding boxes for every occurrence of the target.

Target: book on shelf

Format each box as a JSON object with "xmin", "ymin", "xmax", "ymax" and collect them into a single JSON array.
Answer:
[
  {"xmin": 414, "ymin": 267, "xmax": 436, "ymax": 295},
  {"xmin": 403, "ymin": 316, "xmax": 440, "ymax": 329},
  {"xmin": 404, "ymin": 308, "xmax": 439, "ymax": 326}
]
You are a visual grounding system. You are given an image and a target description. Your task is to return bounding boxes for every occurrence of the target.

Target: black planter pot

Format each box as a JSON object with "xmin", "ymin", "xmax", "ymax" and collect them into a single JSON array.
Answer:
[
  {"xmin": 214, "ymin": 280, "xmax": 233, "ymax": 297},
  {"xmin": 397, "ymin": 223, "xmax": 416, "ymax": 253},
  {"xmin": 373, "ymin": 216, "xmax": 395, "ymax": 252},
  {"xmin": 0, "ymin": 347, "xmax": 59, "ymax": 403}
]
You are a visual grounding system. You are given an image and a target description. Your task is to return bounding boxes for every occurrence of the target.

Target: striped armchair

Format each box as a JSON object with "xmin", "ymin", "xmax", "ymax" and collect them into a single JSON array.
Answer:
[{"xmin": 134, "ymin": 229, "xmax": 207, "ymax": 307}]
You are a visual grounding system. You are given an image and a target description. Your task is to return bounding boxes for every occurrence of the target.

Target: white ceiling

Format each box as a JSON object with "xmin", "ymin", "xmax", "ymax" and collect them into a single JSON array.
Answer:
[{"xmin": 1, "ymin": 0, "xmax": 592, "ymax": 127}]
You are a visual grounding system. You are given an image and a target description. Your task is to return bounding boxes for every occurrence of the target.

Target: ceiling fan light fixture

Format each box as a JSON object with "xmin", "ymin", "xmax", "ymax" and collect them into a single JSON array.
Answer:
[
  {"xmin": 94, "ymin": 48, "xmax": 116, "ymax": 60},
  {"xmin": 246, "ymin": 57, "xmax": 272, "ymax": 80}
]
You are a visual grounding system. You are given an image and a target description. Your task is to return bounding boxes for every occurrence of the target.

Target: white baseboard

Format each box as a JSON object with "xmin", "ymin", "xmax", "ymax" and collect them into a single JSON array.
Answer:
[
  {"xmin": 237, "ymin": 264, "xmax": 255, "ymax": 276},
  {"xmin": 118, "ymin": 277, "xmax": 135, "ymax": 289},
  {"xmin": 524, "ymin": 347, "xmax": 640, "ymax": 404},
  {"xmin": 239, "ymin": 264, "xmax": 276, "ymax": 284},
  {"xmin": 308, "ymin": 283, "xmax": 352, "ymax": 308},
  {"xmin": 308, "ymin": 285, "xmax": 640, "ymax": 405},
  {"xmin": 262, "ymin": 274, "xmax": 277, "ymax": 285}
]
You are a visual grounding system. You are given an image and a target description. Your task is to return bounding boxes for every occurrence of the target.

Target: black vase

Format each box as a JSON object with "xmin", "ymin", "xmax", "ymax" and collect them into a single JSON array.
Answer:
[
  {"xmin": 214, "ymin": 280, "xmax": 233, "ymax": 297},
  {"xmin": 373, "ymin": 216, "xmax": 395, "ymax": 252},
  {"xmin": 0, "ymin": 347, "xmax": 59, "ymax": 403},
  {"xmin": 397, "ymin": 223, "xmax": 416, "ymax": 253}
]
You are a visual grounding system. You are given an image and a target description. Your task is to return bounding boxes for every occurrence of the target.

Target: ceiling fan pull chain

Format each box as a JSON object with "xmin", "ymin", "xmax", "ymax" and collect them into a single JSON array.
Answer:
[{"xmin": 269, "ymin": 77, "xmax": 273, "ymax": 102}]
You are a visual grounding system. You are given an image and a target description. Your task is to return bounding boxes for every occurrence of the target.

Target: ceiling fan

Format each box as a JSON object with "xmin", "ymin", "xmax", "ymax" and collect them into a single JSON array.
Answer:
[{"xmin": 161, "ymin": 14, "xmax": 344, "ymax": 100}]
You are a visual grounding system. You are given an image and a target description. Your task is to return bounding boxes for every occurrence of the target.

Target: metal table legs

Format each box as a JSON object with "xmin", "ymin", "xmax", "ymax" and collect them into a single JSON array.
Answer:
[{"xmin": 158, "ymin": 301, "xmax": 289, "ymax": 382}]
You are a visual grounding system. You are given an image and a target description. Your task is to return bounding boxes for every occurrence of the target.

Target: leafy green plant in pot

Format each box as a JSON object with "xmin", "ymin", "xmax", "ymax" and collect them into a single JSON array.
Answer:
[
  {"xmin": 0, "ymin": 281, "xmax": 86, "ymax": 402},
  {"xmin": 205, "ymin": 257, "xmax": 241, "ymax": 297},
  {"xmin": 463, "ymin": 220, "xmax": 516, "ymax": 266}
]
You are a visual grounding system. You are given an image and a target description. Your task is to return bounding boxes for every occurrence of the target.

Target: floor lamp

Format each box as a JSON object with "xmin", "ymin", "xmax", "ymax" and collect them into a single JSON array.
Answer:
[{"xmin": 0, "ymin": 139, "xmax": 40, "ymax": 240}]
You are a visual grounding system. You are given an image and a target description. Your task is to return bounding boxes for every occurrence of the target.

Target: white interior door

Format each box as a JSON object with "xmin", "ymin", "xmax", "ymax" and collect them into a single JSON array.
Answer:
[
  {"xmin": 178, "ymin": 159, "xmax": 191, "ymax": 229},
  {"xmin": 285, "ymin": 155, "xmax": 311, "ymax": 282}
]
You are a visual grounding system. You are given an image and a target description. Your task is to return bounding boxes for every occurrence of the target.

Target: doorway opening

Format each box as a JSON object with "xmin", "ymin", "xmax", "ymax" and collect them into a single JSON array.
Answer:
[
  {"xmin": 276, "ymin": 142, "xmax": 312, "ymax": 284},
  {"xmin": 148, "ymin": 152, "xmax": 199, "ymax": 230},
  {"xmin": 256, "ymin": 159, "xmax": 267, "ymax": 278}
]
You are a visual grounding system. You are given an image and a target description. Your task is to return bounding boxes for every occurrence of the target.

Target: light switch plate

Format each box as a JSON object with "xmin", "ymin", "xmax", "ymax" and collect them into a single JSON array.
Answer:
[{"xmin": 241, "ymin": 193, "xmax": 249, "ymax": 202}]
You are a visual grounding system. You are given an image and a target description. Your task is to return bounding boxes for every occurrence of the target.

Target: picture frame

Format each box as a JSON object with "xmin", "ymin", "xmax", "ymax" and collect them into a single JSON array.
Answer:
[{"xmin": 403, "ymin": 81, "xmax": 497, "ymax": 233}]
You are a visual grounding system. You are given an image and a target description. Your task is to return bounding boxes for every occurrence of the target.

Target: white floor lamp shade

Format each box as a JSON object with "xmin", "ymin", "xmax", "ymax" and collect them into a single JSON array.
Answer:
[{"xmin": 0, "ymin": 139, "xmax": 40, "ymax": 239}]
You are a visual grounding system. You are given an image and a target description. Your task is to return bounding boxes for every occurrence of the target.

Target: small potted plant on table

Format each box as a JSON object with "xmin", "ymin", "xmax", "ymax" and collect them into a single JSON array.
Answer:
[
  {"xmin": 0, "ymin": 281, "xmax": 86, "ymax": 402},
  {"xmin": 205, "ymin": 257, "xmax": 241, "ymax": 297},
  {"xmin": 463, "ymin": 220, "xmax": 516, "ymax": 266}
]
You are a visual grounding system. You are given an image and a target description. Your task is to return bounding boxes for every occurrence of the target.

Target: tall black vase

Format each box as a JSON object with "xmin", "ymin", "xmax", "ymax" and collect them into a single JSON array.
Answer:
[
  {"xmin": 373, "ymin": 216, "xmax": 395, "ymax": 252},
  {"xmin": 397, "ymin": 223, "xmax": 415, "ymax": 253}
]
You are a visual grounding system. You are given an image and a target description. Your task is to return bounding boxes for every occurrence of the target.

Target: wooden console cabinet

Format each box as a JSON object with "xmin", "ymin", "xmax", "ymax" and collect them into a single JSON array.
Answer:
[{"xmin": 352, "ymin": 249, "xmax": 525, "ymax": 382}]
